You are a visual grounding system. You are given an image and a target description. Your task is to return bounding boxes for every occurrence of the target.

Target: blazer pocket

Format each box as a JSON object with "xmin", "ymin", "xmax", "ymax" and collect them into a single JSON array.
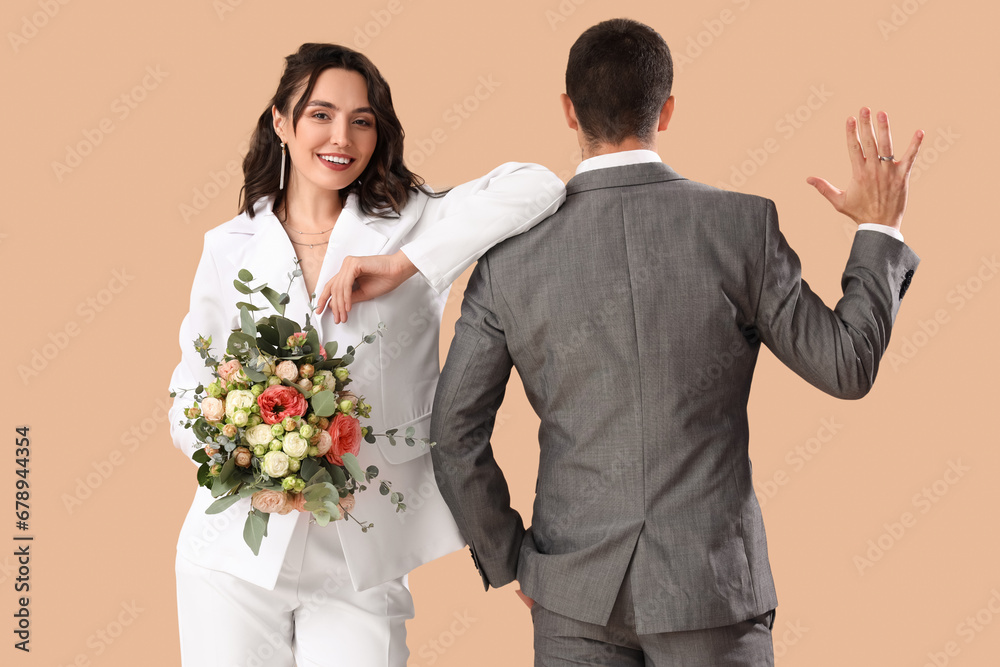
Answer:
[{"xmin": 374, "ymin": 411, "xmax": 432, "ymax": 465}]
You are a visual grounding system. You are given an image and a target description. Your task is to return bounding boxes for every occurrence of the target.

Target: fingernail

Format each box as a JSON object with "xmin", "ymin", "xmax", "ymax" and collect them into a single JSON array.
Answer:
[{"xmin": 862, "ymin": 108, "xmax": 870, "ymax": 118}]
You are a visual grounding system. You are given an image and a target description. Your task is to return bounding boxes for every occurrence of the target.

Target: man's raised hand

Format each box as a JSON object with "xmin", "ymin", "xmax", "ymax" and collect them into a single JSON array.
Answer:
[{"xmin": 807, "ymin": 107, "xmax": 923, "ymax": 231}]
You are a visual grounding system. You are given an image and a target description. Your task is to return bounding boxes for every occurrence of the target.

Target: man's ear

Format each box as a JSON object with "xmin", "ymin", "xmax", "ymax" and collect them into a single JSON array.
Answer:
[
  {"xmin": 657, "ymin": 96, "xmax": 675, "ymax": 132},
  {"xmin": 561, "ymin": 93, "xmax": 579, "ymax": 131},
  {"xmin": 272, "ymin": 104, "xmax": 286, "ymax": 141}
]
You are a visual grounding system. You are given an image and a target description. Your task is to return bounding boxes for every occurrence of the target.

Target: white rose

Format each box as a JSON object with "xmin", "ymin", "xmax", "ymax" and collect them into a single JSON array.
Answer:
[
  {"xmin": 262, "ymin": 451, "xmax": 290, "ymax": 478},
  {"xmin": 316, "ymin": 430, "xmax": 333, "ymax": 456},
  {"xmin": 275, "ymin": 360, "xmax": 299, "ymax": 382},
  {"xmin": 200, "ymin": 397, "xmax": 225, "ymax": 422},
  {"xmin": 244, "ymin": 424, "xmax": 274, "ymax": 447},
  {"xmin": 282, "ymin": 432, "xmax": 308, "ymax": 458},
  {"xmin": 225, "ymin": 389, "xmax": 255, "ymax": 420}
]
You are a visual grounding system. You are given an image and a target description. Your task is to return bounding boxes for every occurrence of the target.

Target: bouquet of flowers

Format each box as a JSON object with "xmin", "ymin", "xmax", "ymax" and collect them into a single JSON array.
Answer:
[{"xmin": 170, "ymin": 262, "xmax": 430, "ymax": 554}]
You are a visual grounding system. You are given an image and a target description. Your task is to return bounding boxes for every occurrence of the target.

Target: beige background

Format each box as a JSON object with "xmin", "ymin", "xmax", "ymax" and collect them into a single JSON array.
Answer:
[{"xmin": 3, "ymin": 0, "xmax": 997, "ymax": 665}]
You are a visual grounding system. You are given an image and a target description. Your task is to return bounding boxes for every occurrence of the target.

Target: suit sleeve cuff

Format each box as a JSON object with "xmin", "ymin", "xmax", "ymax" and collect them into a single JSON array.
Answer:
[{"xmin": 857, "ymin": 223, "xmax": 904, "ymax": 243}]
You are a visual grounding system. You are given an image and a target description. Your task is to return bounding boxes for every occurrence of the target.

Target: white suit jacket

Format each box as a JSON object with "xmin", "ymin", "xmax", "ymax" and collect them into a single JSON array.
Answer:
[{"xmin": 168, "ymin": 162, "xmax": 565, "ymax": 591}]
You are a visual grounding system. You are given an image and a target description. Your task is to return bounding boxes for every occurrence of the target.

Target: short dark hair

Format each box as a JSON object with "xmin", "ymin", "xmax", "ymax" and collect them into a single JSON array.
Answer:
[{"xmin": 566, "ymin": 19, "xmax": 673, "ymax": 147}]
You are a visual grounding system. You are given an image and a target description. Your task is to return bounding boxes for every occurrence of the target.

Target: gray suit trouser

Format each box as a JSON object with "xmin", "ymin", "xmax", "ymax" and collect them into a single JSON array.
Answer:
[{"xmin": 532, "ymin": 556, "xmax": 775, "ymax": 666}]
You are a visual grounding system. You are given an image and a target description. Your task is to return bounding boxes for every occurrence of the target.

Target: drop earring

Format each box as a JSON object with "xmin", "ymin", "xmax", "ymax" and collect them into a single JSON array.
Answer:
[{"xmin": 279, "ymin": 142, "xmax": 287, "ymax": 190}]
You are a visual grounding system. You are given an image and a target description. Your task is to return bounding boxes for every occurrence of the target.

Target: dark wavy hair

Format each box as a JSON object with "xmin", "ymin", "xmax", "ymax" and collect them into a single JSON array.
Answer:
[{"xmin": 239, "ymin": 43, "xmax": 436, "ymax": 219}]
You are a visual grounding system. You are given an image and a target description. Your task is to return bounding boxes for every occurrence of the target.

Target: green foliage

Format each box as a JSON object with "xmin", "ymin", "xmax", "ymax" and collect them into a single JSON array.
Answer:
[
  {"xmin": 243, "ymin": 510, "xmax": 269, "ymax": 555},
  {"xmin": 310, "ymin": 390, "xmax": 338, "ymax": 418}
]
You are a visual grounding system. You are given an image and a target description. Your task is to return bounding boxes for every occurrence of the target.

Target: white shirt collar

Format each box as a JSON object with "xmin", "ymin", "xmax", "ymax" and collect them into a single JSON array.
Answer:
[{"xmin": 575, "ymin": 149, "xmax": 663, "ymax": 176}]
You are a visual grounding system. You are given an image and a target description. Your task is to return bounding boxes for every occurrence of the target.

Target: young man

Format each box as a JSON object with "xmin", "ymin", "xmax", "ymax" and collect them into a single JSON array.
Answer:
[{"xmin": 429, "ymin": 18, "xmax": 923, "ymax": 666}]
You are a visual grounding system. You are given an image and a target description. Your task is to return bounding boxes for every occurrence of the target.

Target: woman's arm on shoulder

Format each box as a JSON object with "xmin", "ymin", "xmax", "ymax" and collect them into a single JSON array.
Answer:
[
  {"xmin": 317, "ymin": 162, "xmax": 565, "ymax": 322},
  {"xmin": 402, "ymin": 161, "xmax": 565, "ymax": 293}
]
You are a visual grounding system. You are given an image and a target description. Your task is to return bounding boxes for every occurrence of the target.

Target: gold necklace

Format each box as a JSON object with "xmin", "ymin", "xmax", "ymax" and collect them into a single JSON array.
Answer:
[
  {"xmin": 278, "ymin": 208, "xmax": 332, "ymax": 249},
  {"xmin": 288, "ymin": 238, "xmax": 329, "ymax": 249}
]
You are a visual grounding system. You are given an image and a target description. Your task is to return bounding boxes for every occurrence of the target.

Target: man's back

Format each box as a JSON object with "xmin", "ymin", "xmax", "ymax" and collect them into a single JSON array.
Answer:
[{"xmin": 431, "ymin": 159, "xmax": 919, "ymax": 634}]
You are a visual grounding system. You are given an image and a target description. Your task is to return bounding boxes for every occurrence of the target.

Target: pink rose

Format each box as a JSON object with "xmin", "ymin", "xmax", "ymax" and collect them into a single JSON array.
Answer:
[
  {"xmin": 200, "ymin": 397, "xmax": 225, "ymax": 422},
  {"xmin": 233, "ymin": 447, "xmax": 252, "ymax": 468},
  {"xmin": 286, "ymin": 492, "xmax": 307, "ymax": 513},
  {"xmin": 316, "ymin": 430, "xmax": 333, "ymax": 456},
  {"xmin": 275, "ymin": 360, "xmax": 299, "ymax": 382},
  {"xmin": 257, "ymin": 385, "xmax": 308, "ymax": 425},
  {"xmin": 217, "ymin": 359, "xmax": 243, "ymax": 383},
  {"xmin": 324, "ymin": 413, "xmax": 362, "ymax": 466},
  {"xmin": 251, "ymin": 489, "xmax": 292, "ymax": 514}
]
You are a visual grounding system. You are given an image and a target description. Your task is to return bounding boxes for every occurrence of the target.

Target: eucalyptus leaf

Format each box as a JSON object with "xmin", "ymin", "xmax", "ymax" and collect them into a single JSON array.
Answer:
[
  {"xmin": 219, "ymin": 457, "xmax": 237, "ymax": 483},
  {"xmin": 323, "ymin": 500, "xmax": 343, "ymax": 521},
  {"xmin": 310, "ymin": 390, "xmax": 338, "ymax": 417},
  {"xmin": 238, "ymin": 268, "xmax": 254, "ymax": 282},
  {"xmin": 303, "ymin": 498, "xmax": 326, "ymax": 512},
  {"xmin": 405, "ymin": 427, "xmax": 416, "ymax": 438},
  {"xmin": 261, "ymin": 286, "xmax": 285, "ymax": 315},
  {"xmin": 206, "ymin": 494, "xmax": 242, "ymax": 514},
  {"xmin": 324, "ymin": 341, "xmax": 338, "ymax": 359},
  {"xmin": 275, "ymin": 316, "xmax": 299, "ymax": 346},
  {"xmin": 304, "ymin": 484, "xmax": 331, "ymax": 502},
  {"xmin": 305, "ymin": 328, "xmax": 321, "ymax": 357},
  {"xmin": 193, "ymin": 418, "xmax": 212, "ymax": 442},
  {"xmin": 300, "ymin": 458, "xmax": 320, "ymax": 483},
  {"xmin": 341, "ymin": 353, "xmax": 354, "ymax": 366},
  {"xmin": 233, "ymin": 280, "xmax": 252, "ymax": 295},
  {"xmin": 227, "ymin": 331, "xmax": 256, "ymax": 357},
  {"xmin": 236, "ymin": 301, "xmax": 261, "ymax": 312},
  {"xmin": 341, "ymin": 453, "xmax": 366, "ymax": 485},
  {"xmin": 257, "ymin": 323, "xmax": 279, "ymax": 345},
  {"xmin": 244, "ymin": 367, "xmax": 267, "ymax": 383},
  {"xmin": 329, "ymin": 465, "xmax": 347, "ymax": 488},
  {"xmin": 243, "ymin": 510, "xmax": 269, "ymax": 555},
  {"xmin": 307, "ymin": 467, "xmax": 332, "ymax": 486},
  {"xmin": 240, "ymin": 307, "xmax": 257, "ymax": 337},
  {"xmin": 363, "ymin": 334, "xmax": 376, "ymax": 344}
]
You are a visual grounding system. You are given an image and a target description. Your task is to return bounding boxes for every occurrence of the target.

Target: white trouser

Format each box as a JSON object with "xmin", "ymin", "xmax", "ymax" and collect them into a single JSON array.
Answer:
[{"xmin": 175, "ymin": 515, "xmax": 414, "ymax": 666}]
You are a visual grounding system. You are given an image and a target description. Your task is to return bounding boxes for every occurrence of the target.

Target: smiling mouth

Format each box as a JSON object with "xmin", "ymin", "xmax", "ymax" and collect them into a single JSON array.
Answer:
[{"xmin": 319, "ymin": 155, "xmax": 354, "ymax": 165}]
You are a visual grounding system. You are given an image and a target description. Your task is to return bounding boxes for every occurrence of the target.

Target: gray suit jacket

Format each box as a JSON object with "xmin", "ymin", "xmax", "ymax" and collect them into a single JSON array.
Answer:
[{"xmin": 430, "ymin": 162, "xmax": 919, "ymax": 634}]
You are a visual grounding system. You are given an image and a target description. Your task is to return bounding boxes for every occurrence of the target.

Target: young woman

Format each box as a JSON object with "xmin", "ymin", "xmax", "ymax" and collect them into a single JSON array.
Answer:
[{"xmin": 167, "ymin": 43, "xmax": 563, "ymax": 666}]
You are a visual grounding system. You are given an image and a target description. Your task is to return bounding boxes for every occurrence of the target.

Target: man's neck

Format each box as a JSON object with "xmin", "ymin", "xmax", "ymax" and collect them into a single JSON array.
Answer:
[{"xmin": 581, "ymin": 137, "xmax": 657, "ymax": 161}]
